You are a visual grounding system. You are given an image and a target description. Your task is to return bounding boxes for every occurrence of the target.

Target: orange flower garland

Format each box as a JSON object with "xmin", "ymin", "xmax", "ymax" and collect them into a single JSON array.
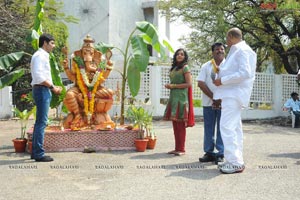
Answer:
[{"xmin": 73, "ymin": 57, "xmax": 105, "ymax": 117}]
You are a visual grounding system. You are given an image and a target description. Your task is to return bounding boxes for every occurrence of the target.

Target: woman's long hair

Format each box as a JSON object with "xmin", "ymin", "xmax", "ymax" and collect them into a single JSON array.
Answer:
[{"xmin": 170, "ymin": 48, "xmax": 189, "ymax": 71}]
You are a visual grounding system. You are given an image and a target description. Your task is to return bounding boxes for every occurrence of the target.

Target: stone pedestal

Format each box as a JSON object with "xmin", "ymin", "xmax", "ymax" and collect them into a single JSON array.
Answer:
[{"xmin": 27, "ymin": 128, "xmax": 137, "ymax": 152}]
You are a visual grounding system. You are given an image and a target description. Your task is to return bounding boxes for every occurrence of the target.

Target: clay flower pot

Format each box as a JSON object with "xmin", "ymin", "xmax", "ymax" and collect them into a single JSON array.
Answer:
[
  {"xmin": 134, "ymin": 138, "xmax": 149, "ymax": 152},
  {"xmin": 146, "ymin": 137, "xmax": 157, "ymax": 149},
  {"xmin": 12, "ymin": 138, "xmax": 28, "ymax": 153},
  {"xmin": 27, "ymin": 140, "xmax": 32, "ymax": 153}
]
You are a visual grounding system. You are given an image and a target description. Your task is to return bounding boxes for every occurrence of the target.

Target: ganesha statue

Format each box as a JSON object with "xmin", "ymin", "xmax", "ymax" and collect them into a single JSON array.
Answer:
[{"xmin": 62, "ymin": 35, "xmax": 114, "ymax": 129}]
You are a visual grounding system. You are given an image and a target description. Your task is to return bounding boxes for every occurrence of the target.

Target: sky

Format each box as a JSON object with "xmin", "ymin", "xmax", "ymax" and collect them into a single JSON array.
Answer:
[
  {"xmin": 169, "ymin": 20, "xmax": 192, "ymax": 50},
  {"xmin": 157, "ymin": 14, "xmax": 192, "ymax": 52}
]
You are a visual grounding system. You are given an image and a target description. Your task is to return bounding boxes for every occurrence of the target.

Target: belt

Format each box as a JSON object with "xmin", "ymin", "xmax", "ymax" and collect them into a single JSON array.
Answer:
[{"xmin": 33, "ymin": 84, "xmax": 48, "ymax": 88}]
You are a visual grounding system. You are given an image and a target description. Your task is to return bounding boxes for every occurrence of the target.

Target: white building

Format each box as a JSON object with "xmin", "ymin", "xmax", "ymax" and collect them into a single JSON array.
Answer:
[{"xmin": 61, "ymin": 0, "xmax": 188, "ymax": 65}]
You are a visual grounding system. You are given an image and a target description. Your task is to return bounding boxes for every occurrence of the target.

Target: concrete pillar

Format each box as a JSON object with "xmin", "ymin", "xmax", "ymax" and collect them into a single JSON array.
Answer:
[
  {"xmin": 273, "ymin": 74, "xmax": 283, "ymax": 116},
  {"xmin": 150, "ymin": 66, "xmax": 162, "ymax": 116},
  {"xmin": 0, "ymin": 86, "xmax": 13, "ymax": 118}
]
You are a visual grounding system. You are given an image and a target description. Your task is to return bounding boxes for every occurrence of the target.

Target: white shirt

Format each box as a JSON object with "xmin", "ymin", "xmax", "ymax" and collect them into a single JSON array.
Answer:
[
  {"xmin": 284, "ymin": 98, "xmax": 300, "ymax": 112},
  {"xmin": 214, "ymin": 41, "xmax": 257, "ymax": 107},
  {"xmin": 30, "ymin": 48, "xmax": 52, "ymax": 86},
  {"xmin": 197, "ymin": 59, "xmax": 225, "ymax": 106}
]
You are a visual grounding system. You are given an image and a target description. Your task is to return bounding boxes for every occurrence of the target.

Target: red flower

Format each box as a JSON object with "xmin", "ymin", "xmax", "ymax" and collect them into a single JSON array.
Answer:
[{"xmin": 21, "ymin": 94, "xmax": 27, "ymax": 100}]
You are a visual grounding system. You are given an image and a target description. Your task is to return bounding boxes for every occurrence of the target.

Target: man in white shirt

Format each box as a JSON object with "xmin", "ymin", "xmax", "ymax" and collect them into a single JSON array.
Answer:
[
  {"xmin": 284, "ymin": 92, "xmax": 300, "ymax": 128},
  {"xmin": 197, "ymin": 43, "xmax": 225, "ymax": 165},
  {"xmin": 31, "ymin": 33, "xmax": 62, "ymax": 162},
  {"xmin": 213, "ymin": 28, "xmax": 257, "ymax": 174}
]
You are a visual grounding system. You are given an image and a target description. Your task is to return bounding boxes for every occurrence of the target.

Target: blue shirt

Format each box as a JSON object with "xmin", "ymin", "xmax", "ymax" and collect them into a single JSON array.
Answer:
[{"xmin": 284, "ymin": 98, "xmax": 300, "ymax": 112}]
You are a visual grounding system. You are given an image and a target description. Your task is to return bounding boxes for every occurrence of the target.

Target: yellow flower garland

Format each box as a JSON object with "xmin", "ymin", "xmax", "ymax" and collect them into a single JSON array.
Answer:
[
  {"xmin": 211, "ymin": 59, "xmax": 219, "ymax": 74},
  {"xmin": 73, "ymin": 61, "xmax": 104, "ymax": 117}
]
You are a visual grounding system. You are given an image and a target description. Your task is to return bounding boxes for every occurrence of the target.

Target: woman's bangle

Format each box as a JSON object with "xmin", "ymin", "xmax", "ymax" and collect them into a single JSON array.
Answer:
[{"xmin": 171, "ymin": 84, "xmax": 176, "ymax": 89}]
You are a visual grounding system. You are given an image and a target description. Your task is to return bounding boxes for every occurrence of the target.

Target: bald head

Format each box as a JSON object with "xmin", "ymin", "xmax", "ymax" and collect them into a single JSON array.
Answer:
[
  {"xmin": 226, "ymin": 28, "xmax": 243, "ymax": 47},
  {"xmin": 227, "ymin": 28, "xmax": 242, "ymax": 39}
]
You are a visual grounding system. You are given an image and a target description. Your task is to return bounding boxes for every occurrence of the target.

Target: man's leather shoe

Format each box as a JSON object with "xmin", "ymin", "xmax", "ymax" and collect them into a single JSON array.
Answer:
[
  {"xmin": 199, "ymin": 153, "xmax": 215, "ymax": 162},
  {"xmin": 215, "ymin": 156, "xmax": 224, "ymax": 165},
  {"xmin": 35, "ymin": 156, "xmax": 54, "ymax": 162},
  {"xmin": 31, "ymin": 155, "xmax": 51, "ymax": 160}
]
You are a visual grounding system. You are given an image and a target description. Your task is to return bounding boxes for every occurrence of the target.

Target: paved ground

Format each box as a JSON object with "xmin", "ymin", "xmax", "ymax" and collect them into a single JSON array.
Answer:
[{"xmin": 0, "ymin": 118, "xmax": 300, "ymax": 200}]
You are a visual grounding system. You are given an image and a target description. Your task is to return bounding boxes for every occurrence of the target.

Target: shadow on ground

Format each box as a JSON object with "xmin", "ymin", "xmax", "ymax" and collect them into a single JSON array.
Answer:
[
  {"xmin": 130, "ymin": 152, "xmax": 173, "ymax": 160},
  {"xmin": 164, "ymin": 161, "xmax": 221, "ymax": 180},
  {"xmin": 269, "ymin": 152, "xmax": 300, "ymax": 159}
]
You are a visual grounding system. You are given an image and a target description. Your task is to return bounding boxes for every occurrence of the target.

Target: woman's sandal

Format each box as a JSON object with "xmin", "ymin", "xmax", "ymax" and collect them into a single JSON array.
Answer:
[
  {"xmin": 174, "ymin": 151, "xmax": 185, "ymax": 156},
  {"xmin": 167, "ymin": 150, "xmax": 177, "ymax": 154}
]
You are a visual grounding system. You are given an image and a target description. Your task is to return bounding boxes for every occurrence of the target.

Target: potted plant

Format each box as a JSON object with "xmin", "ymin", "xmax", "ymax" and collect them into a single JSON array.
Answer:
[
  {"xmin": 126, "ymin": 105, "xmax": 152, "ymax": 152},
  {"xmin": 142, "ymin": 109, "xmax": 157, "ymax": 149},
  {"xmin": 12, "ymin": 106, "xmax": 36, "ymax": 153},
  {"xmin": 0, "ymin": 51, "xmax": 27, "ymax": 150},
  {"xmin": 146, "ymin": 127, "xmax": 157, "ymax": 150}
]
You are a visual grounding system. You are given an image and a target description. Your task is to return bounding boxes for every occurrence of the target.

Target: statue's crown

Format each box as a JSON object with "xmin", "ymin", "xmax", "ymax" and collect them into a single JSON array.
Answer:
[{"xmin": 82, "ymin": 35, "xmax": 95, "ymax": 48}]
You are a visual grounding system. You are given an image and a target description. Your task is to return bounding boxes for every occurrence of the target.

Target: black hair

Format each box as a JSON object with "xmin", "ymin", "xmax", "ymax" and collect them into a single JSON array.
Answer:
[
  {"xmin": 211, "ymin": 42, "xmax": 226, "ymax": 52},
  {"xmin": 38, "ymin": 33, "xmax": 55, "ymax": 48},
  {"xmin": 170, "ymin": 48, "xmax": 188, "ymax": 71},
  {"xmin": 291, "ymin": 92, "xmax": 299, "ymax": 97}
]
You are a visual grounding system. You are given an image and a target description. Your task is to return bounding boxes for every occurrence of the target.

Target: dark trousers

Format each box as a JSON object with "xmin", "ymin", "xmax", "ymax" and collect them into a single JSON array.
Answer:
[{"xmin": 293, "ymin": 111, "xmax": 300, "ymax": 128}]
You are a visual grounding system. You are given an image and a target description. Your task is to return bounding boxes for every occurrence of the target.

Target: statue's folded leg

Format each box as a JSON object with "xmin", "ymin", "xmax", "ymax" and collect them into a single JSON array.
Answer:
[{"xmin": 63, "ymin": 87, "xmax": 83, "ymax": 128}]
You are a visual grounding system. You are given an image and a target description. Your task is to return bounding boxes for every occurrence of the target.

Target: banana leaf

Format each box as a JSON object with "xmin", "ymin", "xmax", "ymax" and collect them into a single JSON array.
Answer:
[
  {"xmin": 0, "ymin": 52, "xmax": 25, "ymax": 89},
  {"xmin": 130, "ymin": 35, "xmax": 149, "ymax": 72},
  {"xmin": 136, "ymin": 21, "xmax": 159, "ymax": 51},
  {"xmin": 95, "ymin": 42, "xmax": 114, "ymax": 54},
  {"xmin": 127, "ymin": 59, "xmax": 141, "ymax": 97},
  {"xmin": 49, "ymin": 53, "xmax": 66, "ymax": 108},
  {"xmin": 0, "ymin": 69, "xmax": 25, "ymax": 90},
  {"xmin": 0, "ymin": 52, "xmax": 25, "ymax": 72}
]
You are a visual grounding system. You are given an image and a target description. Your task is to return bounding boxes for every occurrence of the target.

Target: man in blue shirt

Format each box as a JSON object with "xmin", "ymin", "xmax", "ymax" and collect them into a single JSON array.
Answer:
[{"xmin": 284, "ymin": 92, "xmax": 300, "ymax": 128}]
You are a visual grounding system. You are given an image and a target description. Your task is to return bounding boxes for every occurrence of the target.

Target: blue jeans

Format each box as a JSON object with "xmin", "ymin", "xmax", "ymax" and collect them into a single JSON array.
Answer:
[
  {"xmin": 203, "ymin": 106, "xmax": 223, "ymax": 157},
  {"xmin": 32, "ymin": 86, "xmax": 52, "ymax": 159}
]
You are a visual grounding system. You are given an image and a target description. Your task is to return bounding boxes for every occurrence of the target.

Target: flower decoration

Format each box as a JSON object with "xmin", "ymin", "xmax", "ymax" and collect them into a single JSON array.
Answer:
[{"xmin": 73, "ymin": 56, "xmax": 105, "ymax": 117}]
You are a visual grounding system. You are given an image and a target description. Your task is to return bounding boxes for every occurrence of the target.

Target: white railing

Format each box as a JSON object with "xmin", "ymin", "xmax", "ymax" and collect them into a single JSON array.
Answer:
[
  {"xmin": 1, "ymin": 66, "xmax": 299, "ymax": 119},
  {"xmin": 104, "ymin": 66, "xmax": 299, "ymax": 119}
]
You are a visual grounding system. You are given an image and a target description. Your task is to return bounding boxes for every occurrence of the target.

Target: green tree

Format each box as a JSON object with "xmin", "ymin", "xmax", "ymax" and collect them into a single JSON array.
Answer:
[
  {"xmin": 159, "ymin": 0, "xmax": 300, "ymax": 74},
  {"xmin": 0, "ymin": 1, "xmax": 31, "ymax": 57},
  {"xmin": 1, "ymin": 0, "xmax": 77, "ymax": 110}
]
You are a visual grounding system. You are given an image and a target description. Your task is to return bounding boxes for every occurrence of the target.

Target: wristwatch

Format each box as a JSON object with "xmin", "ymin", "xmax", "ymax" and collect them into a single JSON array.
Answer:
[{"xmin": 49, "ymin": 85, "xmax": 54, "ymax": 90}]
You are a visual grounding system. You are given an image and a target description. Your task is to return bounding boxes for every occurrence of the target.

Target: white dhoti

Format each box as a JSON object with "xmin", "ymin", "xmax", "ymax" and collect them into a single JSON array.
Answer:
[{"xmin": 220, "ymin": 97, "xmax": 244, "ymax": 165}]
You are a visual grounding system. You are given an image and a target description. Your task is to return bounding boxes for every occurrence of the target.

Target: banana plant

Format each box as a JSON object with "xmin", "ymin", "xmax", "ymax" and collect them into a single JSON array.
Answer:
[
  {"xmin": 0, "ymin": 51, "xmax": 26, "ymax": 89},
  {"xmin": 30, "ymin": 0, "xmax": 66, "ymax": 109},
  {"xmin": 96, "ymin": 21, "xmax": 174, "ymax": 124}
]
